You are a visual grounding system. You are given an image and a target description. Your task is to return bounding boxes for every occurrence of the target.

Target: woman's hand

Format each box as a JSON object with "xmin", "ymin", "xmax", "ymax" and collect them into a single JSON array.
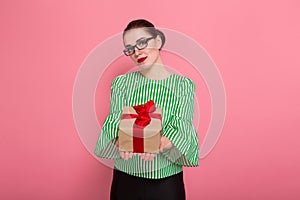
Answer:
[
  {"xmin": 138, "ymin": 153, "xmax": 156, "ymax": 161},
  {"xmin": 139, "ymin": 137, "xmax": 174, "ymax": 161},
  {"xmin": 159, "ymin": 136, "xmax": 174, "ymax": 152},
  {"xmin": 119, "ymin": 151, "xmax": 156, "ymax": 161},
  {"xmin": 120, "ymin": 151, "xmax": 137, "ymax": 160},
  {"xmin": 116, "ymin": 137, "xmax": 135, "ymax": 160}
]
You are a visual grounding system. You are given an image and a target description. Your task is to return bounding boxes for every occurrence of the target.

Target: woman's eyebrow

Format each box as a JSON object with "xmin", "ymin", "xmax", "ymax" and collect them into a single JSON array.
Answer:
[
  {"xmin": 125, "ymin": 36, "xmax": 149, "ymax": 47},
  {"xmin": 136, "ymin": 37, "xmax": 147, "ymax": 42}
]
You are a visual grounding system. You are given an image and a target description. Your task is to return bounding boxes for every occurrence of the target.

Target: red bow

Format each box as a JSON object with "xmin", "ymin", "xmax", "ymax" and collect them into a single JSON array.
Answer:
[
  {"xmin": 120, "ymin": 100, "xmax": 161, "ymax": 153},
  {"xmin": 131, "ymin": 100, "xmax": 155, "ymax": 127}
]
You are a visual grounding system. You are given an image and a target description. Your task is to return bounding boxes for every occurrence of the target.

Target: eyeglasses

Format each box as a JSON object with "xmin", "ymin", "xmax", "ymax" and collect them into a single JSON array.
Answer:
[{"xmin": 123, "ymin": 36, "xmax": 156, "ymax": 56}]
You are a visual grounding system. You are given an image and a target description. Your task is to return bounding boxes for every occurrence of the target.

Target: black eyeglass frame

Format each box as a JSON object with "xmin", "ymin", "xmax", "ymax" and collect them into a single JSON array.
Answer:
[{"xmin": 123, "ymin": 36, "xmax": 156, "ymax": 56}]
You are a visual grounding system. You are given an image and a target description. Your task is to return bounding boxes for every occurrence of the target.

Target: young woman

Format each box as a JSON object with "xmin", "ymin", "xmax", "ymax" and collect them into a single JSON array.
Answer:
[{"xmin": 94, "ymin": 19, "xmax": 199, "ymax": 200}]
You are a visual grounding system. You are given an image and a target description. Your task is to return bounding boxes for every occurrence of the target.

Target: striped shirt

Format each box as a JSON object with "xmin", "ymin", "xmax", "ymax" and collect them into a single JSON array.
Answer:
[{"xmin": 94, "ymin": 71, "xmax": 199, "ymax": 179}]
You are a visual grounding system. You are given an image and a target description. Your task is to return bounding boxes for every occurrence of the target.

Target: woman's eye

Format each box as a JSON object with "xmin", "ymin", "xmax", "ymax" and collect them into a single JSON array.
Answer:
[
  {"xmin": 138, "ymin": 40, "xmax": 147, "ymax": 46},
  {"xmin": 126, "ymin": 47, "xmax": 134, "ymax": 51}
]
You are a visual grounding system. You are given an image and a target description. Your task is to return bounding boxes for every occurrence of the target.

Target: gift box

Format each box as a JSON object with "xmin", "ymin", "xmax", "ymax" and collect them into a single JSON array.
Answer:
[{"xmin": 118, "ymin": 100, "xmax": 162, "ymax": 153}]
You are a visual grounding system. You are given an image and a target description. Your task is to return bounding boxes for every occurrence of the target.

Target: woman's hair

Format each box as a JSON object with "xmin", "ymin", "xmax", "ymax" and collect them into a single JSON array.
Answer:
[{"xmin": 123, "ymin": 19, "xmax": 166, "ymax": 50}]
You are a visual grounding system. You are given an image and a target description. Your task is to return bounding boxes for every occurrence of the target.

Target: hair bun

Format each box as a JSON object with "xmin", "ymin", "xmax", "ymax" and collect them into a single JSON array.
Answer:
[{"xmin": 155, "ymin": 29, "xmax": 166, "ymax": 50}]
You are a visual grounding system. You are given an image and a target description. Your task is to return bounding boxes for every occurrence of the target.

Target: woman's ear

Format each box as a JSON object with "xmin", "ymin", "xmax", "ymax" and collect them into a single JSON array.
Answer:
[{"xmin": 155, "ymin": 35, "xmax": 163, "ymax": 49}]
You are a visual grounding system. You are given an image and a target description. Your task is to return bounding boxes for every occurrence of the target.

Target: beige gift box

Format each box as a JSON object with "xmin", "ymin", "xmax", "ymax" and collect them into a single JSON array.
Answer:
[{"xmin": 118, "ymin": 105, "xmax": 162, "ymax": 153}]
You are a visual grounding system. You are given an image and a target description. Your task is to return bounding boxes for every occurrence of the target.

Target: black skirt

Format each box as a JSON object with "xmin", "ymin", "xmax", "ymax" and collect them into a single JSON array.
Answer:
[{"xmin": 110, "ymin": 168, "xmax": 186, "ymax": 200}]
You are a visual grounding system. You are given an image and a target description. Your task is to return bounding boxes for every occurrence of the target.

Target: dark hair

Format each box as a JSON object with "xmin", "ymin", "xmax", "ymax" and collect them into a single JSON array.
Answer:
[{"xmin": 123, "ymin": 19, "xmax": 166, "ymax": 50}]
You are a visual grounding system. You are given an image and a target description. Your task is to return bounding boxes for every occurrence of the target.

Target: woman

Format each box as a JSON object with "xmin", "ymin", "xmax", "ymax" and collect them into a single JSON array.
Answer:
[{"xmin": 94, "ymin": 19, "xmax": 199, "ymax": 200}]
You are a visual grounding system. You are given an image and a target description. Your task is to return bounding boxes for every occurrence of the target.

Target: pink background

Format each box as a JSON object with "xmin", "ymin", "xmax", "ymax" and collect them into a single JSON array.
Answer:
[{"xmin": 1, "ymin": 0, "xmax": 300, "ymax": 199}]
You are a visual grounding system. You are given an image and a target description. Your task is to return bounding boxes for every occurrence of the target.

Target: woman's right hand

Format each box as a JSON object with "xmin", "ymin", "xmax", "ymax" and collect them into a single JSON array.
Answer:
[{"xmin": 116, "ymin": 137, "xmax": 136, "ymax": 160}]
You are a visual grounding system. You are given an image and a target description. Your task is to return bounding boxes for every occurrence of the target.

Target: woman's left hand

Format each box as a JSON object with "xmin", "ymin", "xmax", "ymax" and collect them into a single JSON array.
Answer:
[
  {"xmin": 139, "ymin": 136, "xmax": 174, "ymax": 161},
  {"xmin": 159, "ymin": 136, "xmax": 174, "ymax": 152}
]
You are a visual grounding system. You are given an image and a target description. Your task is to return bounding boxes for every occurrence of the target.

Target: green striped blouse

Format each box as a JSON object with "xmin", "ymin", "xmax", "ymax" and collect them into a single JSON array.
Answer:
[{"xmin": 94, "ymin": 71, "xmax": 199, "ymax": 179}]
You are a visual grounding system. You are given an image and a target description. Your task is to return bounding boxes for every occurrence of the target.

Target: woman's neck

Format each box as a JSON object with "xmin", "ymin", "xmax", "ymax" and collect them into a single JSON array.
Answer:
[{"xmin": 139, "ymin": 57, "xmax": 171, "ymax": 80}]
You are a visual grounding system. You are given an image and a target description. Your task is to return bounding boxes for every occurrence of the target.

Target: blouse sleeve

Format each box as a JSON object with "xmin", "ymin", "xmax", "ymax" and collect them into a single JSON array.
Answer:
[
  {"xmin": 161, "ymin": 78, "xmax": 199, "ymax": 166},
  {"xmin": 94, "ymin": 76, "xmax": 125, "ymax": 159}
]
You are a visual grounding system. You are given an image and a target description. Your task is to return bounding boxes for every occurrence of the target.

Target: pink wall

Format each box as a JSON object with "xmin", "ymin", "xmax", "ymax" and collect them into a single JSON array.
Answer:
[{"xmin": 1, "ymin": 0, "xmax": 300, "ymax": 199}]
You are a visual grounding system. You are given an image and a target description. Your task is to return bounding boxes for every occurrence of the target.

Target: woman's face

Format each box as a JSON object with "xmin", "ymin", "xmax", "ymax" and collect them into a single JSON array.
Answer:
[{"xmin": 123, "ymin": 28, "xmax": 162, "ymax": 69}]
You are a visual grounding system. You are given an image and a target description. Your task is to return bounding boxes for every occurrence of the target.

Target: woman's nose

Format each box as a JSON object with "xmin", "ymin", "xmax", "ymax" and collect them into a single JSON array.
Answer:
[{"xmin": 134, "ymin": 47, "xmax": 142, "ymax": 56}]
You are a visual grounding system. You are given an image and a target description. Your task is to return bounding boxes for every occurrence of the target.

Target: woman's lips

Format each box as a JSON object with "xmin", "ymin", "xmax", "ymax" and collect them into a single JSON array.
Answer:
[{"xmin": 137, "ymin": 56, "xmax": 147, "ymax": 63}]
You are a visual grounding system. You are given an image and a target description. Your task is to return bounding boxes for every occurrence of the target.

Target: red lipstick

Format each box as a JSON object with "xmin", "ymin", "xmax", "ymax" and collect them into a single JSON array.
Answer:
[{"xmin": 137, "ymin": 56, "xmax": 147, "ymax": 63}]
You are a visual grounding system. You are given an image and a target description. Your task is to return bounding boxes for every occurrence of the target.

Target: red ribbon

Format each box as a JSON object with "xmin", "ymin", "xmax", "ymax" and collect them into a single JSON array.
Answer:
[{"xmin": 121, "ymin": 100, "xmax": 161, "ymax": 153}]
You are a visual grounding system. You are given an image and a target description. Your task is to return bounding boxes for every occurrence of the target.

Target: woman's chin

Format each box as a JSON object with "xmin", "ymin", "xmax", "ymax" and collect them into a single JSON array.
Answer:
[{"xmin": 137, "ymin": 62, "xmax": 152, "ymax": 70}]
